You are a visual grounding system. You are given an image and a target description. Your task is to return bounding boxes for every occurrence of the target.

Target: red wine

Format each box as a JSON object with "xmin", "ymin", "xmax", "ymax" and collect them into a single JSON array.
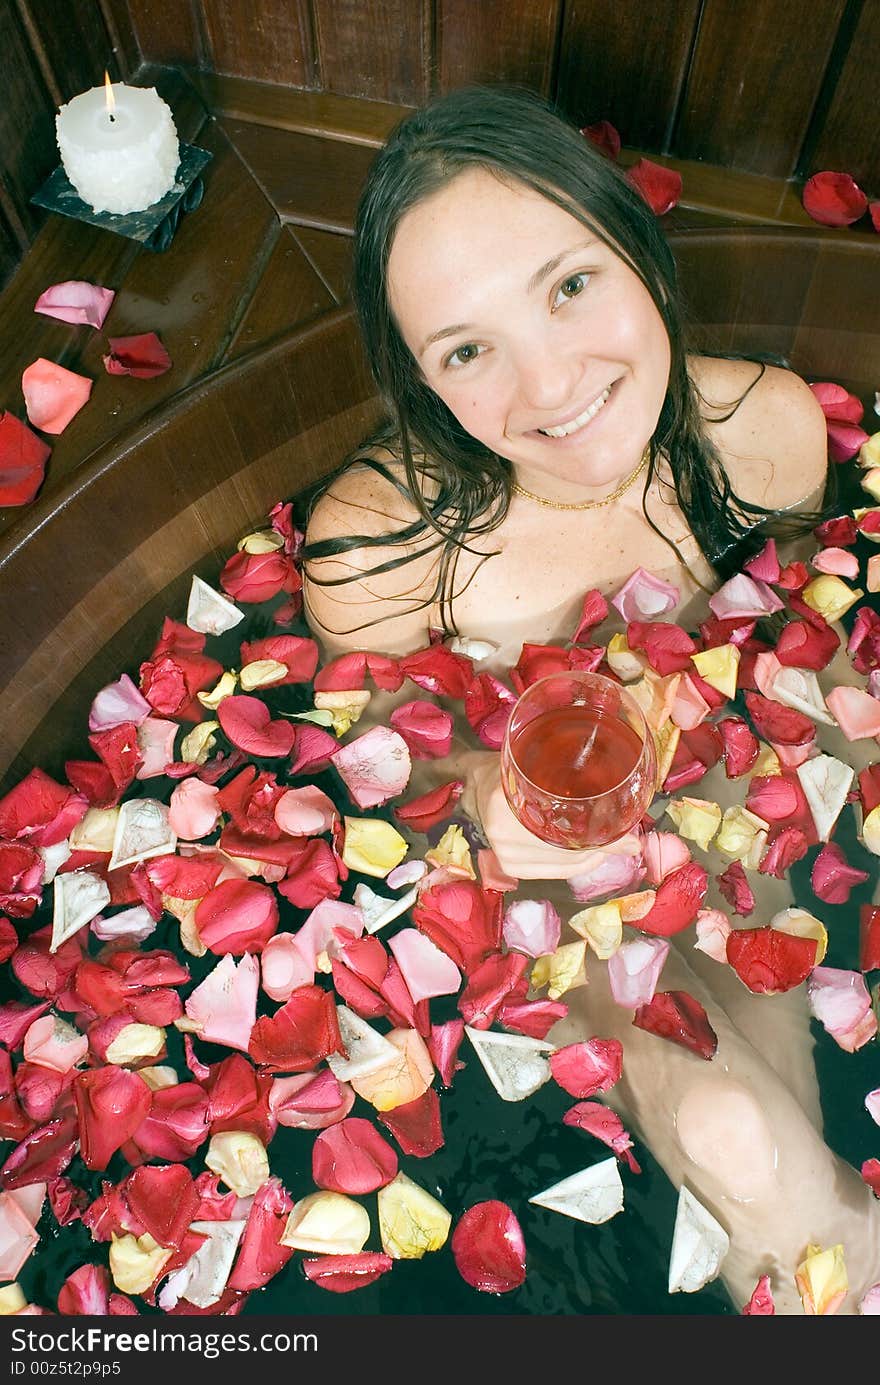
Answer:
[{"xmin": 510, "ymin": 704, "xmax": 644, "ymax": 797}]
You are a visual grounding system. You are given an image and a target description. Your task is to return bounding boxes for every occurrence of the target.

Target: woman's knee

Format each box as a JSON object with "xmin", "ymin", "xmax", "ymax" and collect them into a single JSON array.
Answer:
[{"xmin": 673, "ymin": 1076, "xmax": 778, "ymax": 1202}]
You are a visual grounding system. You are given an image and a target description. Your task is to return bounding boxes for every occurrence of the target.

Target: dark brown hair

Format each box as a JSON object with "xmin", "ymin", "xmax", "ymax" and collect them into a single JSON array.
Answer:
[{"xmin": 302, "ymin": 84, "xmax": 828, "ymax": 634}]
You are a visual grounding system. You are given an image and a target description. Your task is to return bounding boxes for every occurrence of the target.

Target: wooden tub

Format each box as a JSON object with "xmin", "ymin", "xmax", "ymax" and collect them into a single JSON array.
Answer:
[{"xmin": 1, "ymin": 226, "xmax": 878, "ymax": 795}]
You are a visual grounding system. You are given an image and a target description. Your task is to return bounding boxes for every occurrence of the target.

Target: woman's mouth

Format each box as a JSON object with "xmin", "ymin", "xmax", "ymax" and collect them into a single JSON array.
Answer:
[{"xmin": 535, "ymin": 384, "xmax": 613, "ymax": 439}]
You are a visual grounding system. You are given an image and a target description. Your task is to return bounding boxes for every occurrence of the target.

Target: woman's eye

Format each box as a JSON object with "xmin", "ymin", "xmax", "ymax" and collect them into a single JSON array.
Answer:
[
  {"xmin": 552, "ymin": 273, "xmax": 590, "ymax": 309},
  {"xmin": 445, "ymin": 342, "xmax": 482, "ymax": 368}
]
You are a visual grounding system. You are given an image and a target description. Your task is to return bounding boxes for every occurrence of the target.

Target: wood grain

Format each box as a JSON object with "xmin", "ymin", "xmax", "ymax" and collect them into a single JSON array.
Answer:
[
  {"xmin": 17, "ymin": 0, "xmax": 119, "ymax": 104},
  {"xmin": 125, "ymin": 0, "xmax": 203, "ymax": 66},
  {"xmin": 201, "ymin": 0, "xmax": 316, "ymax": 87},
  {"xmin": 219, "ymin": 119, "xmax": 378, "ymax": 232},
  {"xmin": 223, "ymin": 225, "xmax": 336, "ymax": 362},
  {"xmin": 809, "ymin": 0, "xmax": 880, "ymax": 188},
  {"xmin": 292, "ymin": 226, "xmax": 353, "ymax": 303},
  {"xmin": 436, "ymin": 0, "xmax": 561, "ymax": 96},
  {"xmin": 674, "ymin": 0, "xmax": 847, "ymax": 177},
  {"xmin": 0, "ymin": 2, "xmax": 61, "ymax": 242},
  {"xmin": 189, "ymin": 71, "xmax": 409, "ymax": 145},
  {"xmin": 556, "ymin": 0, "xmax": 700, "ymax": 150},
  {"xmin": 312, "ymin": 0, "xmax": 430, "ymax": 104}
]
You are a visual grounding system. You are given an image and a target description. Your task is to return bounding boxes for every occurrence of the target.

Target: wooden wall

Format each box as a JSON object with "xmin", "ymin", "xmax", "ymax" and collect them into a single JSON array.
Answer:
[{"xmin": 2, "ymin": 0, "xmax": 878, "ymax": 284}]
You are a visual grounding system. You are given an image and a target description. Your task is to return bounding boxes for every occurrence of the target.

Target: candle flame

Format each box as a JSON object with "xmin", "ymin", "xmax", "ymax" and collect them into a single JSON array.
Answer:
[{"xmin": 104, "ymin": 71, "xmax": 116, "ymax": 118}]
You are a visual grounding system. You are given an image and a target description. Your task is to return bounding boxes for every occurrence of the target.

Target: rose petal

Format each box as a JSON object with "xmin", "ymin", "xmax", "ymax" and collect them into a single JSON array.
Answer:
[
  {"xmin": 216, "ymin": 696, "xmax": 296, "ymax": 758},
  {"xmin": 807, "ymin": 967, "xmax": 878, "ymax": 1051},
  {"xmin": 0, "ymin": 411, "xmax": 51, "ymax": 506},
  {"xmin": 581, "ymin": 120, "xmax": 621, "ymax": 160},
  {"xmin": 312, "ymin": 1117, "xmax": 398, "ymax": 1193},
  {"xmin": 331, "ymin": 726, "xmax": 411, "ymax": 809},
  {"xmin": 301, "ymin": 1251, "xmax": 393, "ymax": 1293},
  {"xmin": 389, "ymin": 700, "xmax": 453, "ymax": 759},
  {"xmin": 103, "ymin": 332, "xmax": 171, "ymax": 378},
  {"xmin": 802, "ymin": 171, "xmax": 868, "ymax": 227},
  {"xmin": 35, "ymin": 279, "xmax": 115, "ymax": 328},
  {"xmin": 451, "ymin": 1200, "xmax": 525, "ymax": 1293},
  {"xmin": 625, "ymin": 157, "xmax": 682, "ymax": 215},
  {"xmin": 632, "ymin": 990, "xmax": 718, "ymax": 1059},
  {"xmin": 550, "ymin": 1038, "xmax": 623, "ymax": 1097},
  {"xmin": 612, "ymin": 567, "xmax": 679, "ymax": 621},
  {"xmin": 22, "ymin": 358, "xmax": 92, "ymax": 434}
]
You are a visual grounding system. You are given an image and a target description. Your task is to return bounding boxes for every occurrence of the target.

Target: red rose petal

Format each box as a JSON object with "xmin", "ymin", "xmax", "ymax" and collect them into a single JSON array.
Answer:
[
  {"xmin": 311, "ymin": 1117, "xmax": 398, "ymax": 1193},
  {"xmin": 128, "ymin": 1082, "xmax": 209, "ymax": 1162},
  {"xmin": 103, "ymin": 332, "xmax": 171, "ymax": 378},
  {"xmin": 550, "ymin": 1039, "xmax": 623, "ymax": 1097},
  {"xmin": 744, "ymin": 691, "xmax": 816, "ymax": 745},
  {"xmin": 717, "ymin": 716, "xmax": 759, "ymax": 777},
  {"xmin": 301, "ymin": 1251, "xmax": 393, "ymax": 1293},
  {"xmin": 497, "ymin": 996, "xmax": 568, "ymax": 1039},
  {"xmin": 581, "ymin": 121, "xmax": 621, "ymax": 160},
  {"xmin": 634, "ymin": 862, "xmax": 708, "ymax": 937},
  {"xmin": 73, "ymin": 1068, "xmax": 153, "ymax": 1170},
  {"xmin": 0, "ymin": 411, "xmax": 51, "ymax": 505},
  {"xmin": 378, "ymin": 1088, "xmax": 444, "ymax": 1157},
  {"xmin": 632, "ymin": 990, "xmax": 718, "ymax": 1059},
  {"xmin": 123, "ymin": 1164, "xmax": 199, "ymax": 1249},
  {"xmin": 389, "ymin": 699, "xmax": 453, "ymax": 759},
  {"xmin": 826, "ymin": 420, "xmax": 869, "ymax": 463},
  {"xmin": 313, "ymin": 651, "xmax": 403, "ymax": 693},
  {"xmin": 394, "ymin": 780, "xmax": 464, "ymax": 833},
  {"xmin": 227, "ymin": 1176, "xmax": 294, "ymax": 1291},
  {"xmin": 464, "ymin": 673, "xmax": 516, "ymax": 749},
  {"xmin": 726, "ymin": 926, "xmax": 817, "ymax": 994},
  {"xmin": 195, "ymin": 878, "xmax": 279, "ymax": 954},
  {"xmin": 625, "ymin": 157, "xmax": 682, "ymax": 215},
  {"xmin": 248, "ymin": 984, "xmax": 344, "ymax": 1072},
  {"xmin": 803, "ymin": 171, "xmax": 868, "ymax": 227},
  {"xmin": 427, "ymin": 1019, "xmax": 465, "ymax": 1087},
  {"xmin": 398, "ymin": 644, "xmax": 473, "ymax": 698},
  {"xmin": 220, "ymin": 549, "xmax": 301, "ymax": 604},
  {"xmin": 863, "ymin": 1159, "xmax": 880, "ymax": 1196},
  {"xmin": 758, "ymin": 826, "xmax": 810, "ymax": 878},
  {"xmin": 457, "ymin": 951, "xmax": 529, "ymax": 1029},
  {"xmin": 742, "ymin": 1274, "xmax": 775, "ymax": 1315},
  {"xmin": 562, "ymin": 1100, "xmax": 642, "ymax": 1174},
  {"xmin": 815, "ymin": 514, "xmax": 859, "ymax": 548},
  {"xmin": 412, "ymin": 881, "xmax": 503, "ymax": 975},
  {"xmin": 451, "ymin": 1200, "xmax": 526, "ymax": 1294},
  {"xmin": 239, "ymin": 634, "xmax": 319, "ymax": 685},
  {"xmin": 811, "ymin": 842, "xmax": 869, "ymax": 905},
  {"xmin": 217, "ymin": 695, "xmax": 296, "ymax": 758},
  {"xmin": 859, "ymin": 906, "xmax": 880, "ymax": 972},
  {"xmin": 716, "ymin": 860, "xmax": 756, "ymax": 917}
]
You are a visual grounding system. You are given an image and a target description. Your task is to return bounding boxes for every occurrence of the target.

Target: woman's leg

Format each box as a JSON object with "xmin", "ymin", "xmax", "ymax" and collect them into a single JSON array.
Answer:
[{"xmin": 550, "ymin": 938, "xmax": 880, "ymax": 1314}]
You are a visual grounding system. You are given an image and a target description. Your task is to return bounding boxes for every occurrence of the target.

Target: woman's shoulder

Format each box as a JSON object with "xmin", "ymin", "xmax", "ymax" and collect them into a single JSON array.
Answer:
[
  {"xmin": 688, "ymin": 354, "xmax": 828, "ymax": 512},
  {"xmin": 302, "ymin": 449, "xmax": 439, "ymax": 657}
]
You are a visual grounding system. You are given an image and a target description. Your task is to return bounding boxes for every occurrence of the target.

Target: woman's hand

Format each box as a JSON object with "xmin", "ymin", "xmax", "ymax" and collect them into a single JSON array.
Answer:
[{"xmin": 465, "ymin": 751, "xmax": 633, "ymax": 881}]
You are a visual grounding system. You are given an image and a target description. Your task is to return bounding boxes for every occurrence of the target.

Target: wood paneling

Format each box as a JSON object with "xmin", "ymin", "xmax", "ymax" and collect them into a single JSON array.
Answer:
[
  {"xmin": 556, "ymin": 0, "xmax": 700, "ymax": 151},
  {"xmin": 219, "ymin": 119, "xmax": 378, "ymax": 232},
  {"xmin": 126, "ymin": 0, "xmax": 202, "ymax": 67},
  {"xmin": 312, "ymin": 0, "xmax": 430, "ymax": 104},
  {"xmin": 436, "ymin": 0, "xmax": 561, "ymax": 96},
  {"xmin": 675, "ymin": 0, "xmax": 847, "ymax": 177},
  {"xmin": 190, "ymin": 71, "xmax": 409, "ymax": 145},
  {"xmin": 810, "ymin": 0, "xmax": 880, "ymax": 188},
  {"xmin": 0, "ymin": 207, "xmax": 23, "ymax": 288},
  {"xmin": 97, "ymin": 0, "xmax": 142, "ymax": 76},
  {"xmin": 0, "ymin": 2, "xmax": 60, "ymax": 242},
  {"xmin": 292, "ymin": 226, "xmax": 353, "ymax": 303},
  {"xmin": 17, "ymin": 0, "xmax": 121, "ymax": 105},
  {"xmin": 201, "ymin": 0, "xmax": 316, "ymax": 87},
  {"xmin": 223, "ymin": 225, "xmax": 336, "ymax": 362}
]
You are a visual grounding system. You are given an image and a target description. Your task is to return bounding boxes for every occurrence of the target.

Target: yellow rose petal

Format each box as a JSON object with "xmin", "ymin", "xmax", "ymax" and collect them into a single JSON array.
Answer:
[
  {"xmin": 801, "ymin": 575, "xmax": 864, "ymax": 622},
  {"xmin": 70, "ymin": 806, "xmax": 119, "ymax": 853},
  {"xmin": 0, "ymin": 1285, "xmax": 27, "ymax": 1315},
  {"xmin": 204, "ymin": 1130, "xmax": 269, "ymax": 1196},
  {"xmin": 771, "ymin": 906, "xmax": 827, "ymax": 967},
  {"xmin": 136, "ymin": 1065, "xmax": 179, "ymax": 1091},
  {"xmin": 629, "ymin": 671, "xmax": 681, "ymax": 732},
  {"xmin": 342, "ymin": 817, "xmax": 409, "ymax": 878},
  {"xmin": 425, "ymin": 824, "xmax": 475, "ymax": 878},
  {"xmin": 238, "ymin": 529, "xmax": 284, "ymax": 554},
  {"xmin": 240, "ymin": 659, "xmax": 288, "ymax": 690},
  {"xmin": 350, "ymin": 1028, "xmax": 434, "ymax": 1111},
  {"xmin": 862, "ymin": 804, "xmax": 880, "ymax": 856},
  {"xmin": 105, "ymin": 1023, "xmax": 166, "ymax": 1065},
  {"xmin": 281, "ymin": 1191, "xmax": 370, "ymax": 1254},
  {"xmin": 860, "ymin": 468, "xmax": 880, "ymax": 503},
  {"xmin": 751, "ymin": 744, "xmax": 781, "ymax": 778},
  {"xmin": 859, "ymin": 431, "xmax": 880, "ymax": 469},
  {"xmin": 314, "ymin": 689, "xmax": 371, "ymax": 735},
  {"xmin": 569, "ymin": 901, "xmax": 622, "ymax": 960},
  {"xmin": 653, "ymin": 721, "xmax": 680, "ymax": 792},
  {"xmin": 180, "ymin": 720, "xmax": 219, "ymax": 765},
  {"xmin": 715, "ymin": 805, "xmax": 769, "ymax": 868},
  {"xmin": 616, "ymin": 889, "xmax": 656, "ymax": 922},
  {"xmin": 605, "ymin": 633, "xmax": 648, "ymax": 682},
  {"xmin": 795, "ymin": 1242, "xmax": 848, "ymax": 1315},
  {"xmin": 197, "ymin": 669, "xmax": 238, "ymax": 710},
  {"xmin": 665, "ymin": 797, "xmax": 722, "ymax": 851},
  {"xmin": 691, "ymin": 644, "xmax": 740, "ymax": 699},
  {"xmin": 530, "ymin": 939, "xmax": 587, "ymax": 999},
  {"xmin": 378, "ymin": 1172, "xmax": 451, "ymax": 1260},
  {"xmin": 163, "ymin": 895, "xmax": 207, "ymax": 957},
  {"xmin": 109, "ymin": 1233, "xmax": 172, "ymax": 1295}
]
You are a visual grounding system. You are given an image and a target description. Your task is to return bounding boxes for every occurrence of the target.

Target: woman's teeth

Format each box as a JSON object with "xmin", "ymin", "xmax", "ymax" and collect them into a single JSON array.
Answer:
[{"xmin": 538, "ymin": 386, "xmax": 611, "ymax": 437}]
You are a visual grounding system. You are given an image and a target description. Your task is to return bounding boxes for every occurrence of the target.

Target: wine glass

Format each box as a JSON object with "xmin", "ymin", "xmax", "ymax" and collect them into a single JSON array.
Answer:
[{"xmin": 500, "ymin": 670, "xmax": 657, "ymax": 849}]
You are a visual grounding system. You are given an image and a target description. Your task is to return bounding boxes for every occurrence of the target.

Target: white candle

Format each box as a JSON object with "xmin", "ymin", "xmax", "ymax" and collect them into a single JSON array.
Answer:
[{"xmin": 56, "ymin": 81, "xmax": 179, "ymax": 216}]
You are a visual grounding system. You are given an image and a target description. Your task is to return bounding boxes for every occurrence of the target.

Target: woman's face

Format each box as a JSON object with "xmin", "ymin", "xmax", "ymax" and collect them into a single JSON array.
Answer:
[{"xmin": 387, "ymin": 167, "xmax": 672, "ymax": 499}]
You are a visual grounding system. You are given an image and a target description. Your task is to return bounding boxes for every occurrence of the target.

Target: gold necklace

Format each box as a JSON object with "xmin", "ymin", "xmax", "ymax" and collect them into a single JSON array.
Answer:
[{"xmin": 511, "ymin": 445, "xmax": 651, "ymax": 511}]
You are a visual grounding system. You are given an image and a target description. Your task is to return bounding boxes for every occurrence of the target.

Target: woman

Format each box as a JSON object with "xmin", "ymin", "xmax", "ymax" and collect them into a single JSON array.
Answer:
[{"xmin": 302, "ymin": 86, "xmax": 879, "ymax": 1312}]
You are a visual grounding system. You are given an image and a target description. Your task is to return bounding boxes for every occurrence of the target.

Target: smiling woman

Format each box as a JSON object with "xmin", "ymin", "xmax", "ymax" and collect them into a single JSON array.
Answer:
[{"xmin": 299, "ymin": 85, "xmax": 880, "ymax": 1314}]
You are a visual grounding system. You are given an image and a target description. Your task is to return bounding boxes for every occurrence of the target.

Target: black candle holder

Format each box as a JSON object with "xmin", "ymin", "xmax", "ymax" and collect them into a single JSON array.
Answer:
[{"xmin": 30, "ymin": 142, "xmax": 213, "ymax": 252}]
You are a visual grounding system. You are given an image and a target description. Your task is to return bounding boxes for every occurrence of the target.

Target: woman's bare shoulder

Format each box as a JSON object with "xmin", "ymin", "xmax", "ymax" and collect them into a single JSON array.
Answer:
[
  {"xmin": 689, "ymin": 355, "xmax": 828, "ymax": 512},
  {"xmin": 302, "ymin": 451, "xmax": 439, "ymax": 658}
]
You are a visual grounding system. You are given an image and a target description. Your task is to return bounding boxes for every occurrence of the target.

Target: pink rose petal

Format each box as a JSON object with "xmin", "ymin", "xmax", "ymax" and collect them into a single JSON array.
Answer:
[
  {"xmin": 550, "ymin": 1038, "xmax": 623, "ymax": 1097},
  {"xmin": 88, "ymin": 674, "xmax": 152, "ymax": 732},
  {"xmin": 331, "ymin": 726, "xmax": 412, "ymax": 808},
  {"xmin": 812, "ymin": 546, "xmax": 860, "ymax": 578},
  {"xmin": 389, "ymin": 700, "xmax": 454, "ymax": 759},
  {"xmin": 22, "ymin": 358, "xmax": 92, "ymax": 434},
  {"xmin": 387, "ymin": 927, "xmax": 461, "ymax": 1003},
  {"xmin": 807, "ymin": 966, "xmax": 878, "ymax": 1052},
  {"xmin": 708, "ymin": 573, "xmax": 784, "ymax": 620},
  {"xmin": 274, "ymin": 785, "xmax": 337, "ymax": 836},
  {"xmin": 184, "ymin": 954, "xmax": 258, "ymax": 1051},
  {"xmin": 811, "ymin": 842, "xmax": 869, "ymax": 905},
  {"xmin": 562, "ymin": 1101, "xmax": 641, "ymax": 1173},
  {"xmin": 643, "ymin": 831, "xmax": 691, "ymax": 885},
  {"xmin": 502, "ymin": 898, "xmax": 562, "ymax": 958},
  {"xmin": 0, "ymin": 1192, "xmax": 40, "ymax": 1279},
  {"xmin": 824, "ymin": 685, "xmax": 880, "ymax": 739},
  {"xmin": 612, "ymin": 567, "xmax": 679, "ymax": 621},
  {"xmin": 694, "ymin": 907, "xmax": 732, "ymax": 962},
  {"xmin": 607, "ymin": 935, "xmax": 670, "ymax": 1007},
  {"xmin": 34, "ymin": 280, "xmax": 114, "ymax": 329},
  {"xmin": 168, "ymin": 778, "xmax": 221, "ymax": 839}
]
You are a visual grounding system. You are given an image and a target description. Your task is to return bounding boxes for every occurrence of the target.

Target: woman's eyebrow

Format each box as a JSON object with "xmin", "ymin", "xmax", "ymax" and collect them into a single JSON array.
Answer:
[{"xmin": 418, "ymin": 239, "xmax": 597, "ymax": 356}]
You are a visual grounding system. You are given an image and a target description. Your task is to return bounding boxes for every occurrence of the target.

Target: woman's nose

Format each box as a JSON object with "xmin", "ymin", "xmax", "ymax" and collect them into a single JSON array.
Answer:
[{"xmin": 512, "ymin": 341, "xmax": 584, "ymax": 413}]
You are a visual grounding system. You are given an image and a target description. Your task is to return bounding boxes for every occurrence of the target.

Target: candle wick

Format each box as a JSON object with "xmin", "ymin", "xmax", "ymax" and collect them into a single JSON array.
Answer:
[{"xmin": 108, "ymin": 112, "xmax": 116, "ymax": 123}]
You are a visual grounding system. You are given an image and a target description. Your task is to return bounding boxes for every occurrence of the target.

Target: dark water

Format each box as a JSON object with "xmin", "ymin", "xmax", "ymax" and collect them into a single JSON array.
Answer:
[{"xmin": 6, "ymin": 477, "xmax": 880, "ymax": 1317}]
